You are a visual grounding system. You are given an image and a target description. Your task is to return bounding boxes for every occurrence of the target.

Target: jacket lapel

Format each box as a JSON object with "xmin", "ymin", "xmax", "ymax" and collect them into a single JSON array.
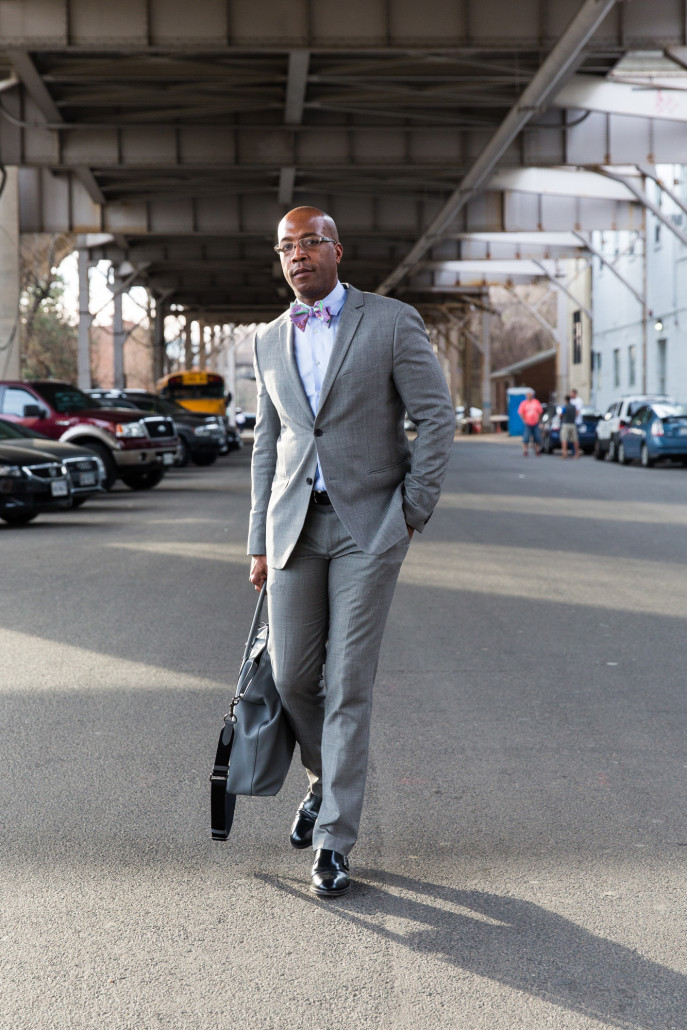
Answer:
[
  {"xmin": 316, "ymin": 285, "xmax": 364, "ymax": 415},
  {"xmin": 278, "ymin": 315, "xmax": 314, "ymax": 421}
]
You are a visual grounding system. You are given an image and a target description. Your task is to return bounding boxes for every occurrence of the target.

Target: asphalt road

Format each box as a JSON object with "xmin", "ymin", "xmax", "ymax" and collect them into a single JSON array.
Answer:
[{"xmin": 2, "ymin": 438, "xmax": 687, "ymax": 1030}]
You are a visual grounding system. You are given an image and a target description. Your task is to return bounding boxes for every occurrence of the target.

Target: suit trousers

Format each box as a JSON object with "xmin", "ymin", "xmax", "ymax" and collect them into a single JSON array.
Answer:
[{"xmin": 267, "ymin": 502, "xmax": 409, "ymax": 855}]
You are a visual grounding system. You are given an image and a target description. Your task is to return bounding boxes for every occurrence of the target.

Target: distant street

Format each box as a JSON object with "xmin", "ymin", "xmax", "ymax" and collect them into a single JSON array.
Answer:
[{"xmin": 2, "ymin": 438, "xmax": 686, "ymax": 1030}]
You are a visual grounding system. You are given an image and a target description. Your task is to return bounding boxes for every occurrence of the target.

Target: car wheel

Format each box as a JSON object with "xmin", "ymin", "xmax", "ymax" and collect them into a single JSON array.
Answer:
[
  {"xmin": 0, "ymin": 511, "xmax": 39, "ymax": 524},
  {"xmin": 84, "ymin": 442, "xmax": 117, "ymax": 490},
  {"xmin": 594, "ymin": 440, "xmax": 604, "ymax": 461},
  {"xmin": 71, "ymin": 496, "xmax": 89, "ymax": 508},
  {"xmin": 120, "ymin": 468, "xmax": 166, "ymax": 490},
  {"xmin": 640, "ymin": 443, "xmax": 654, "ymax": 468},
  {"xmin": 175, "ymin": 437, "xmax": 190, "ymax": 467},
  {"xmin": 191, "ymin": 453, "xmax": 217, "ymax": 467},
  {"xmin": 606, "ymin": 437, "xmax": 618, "ymax": 462},
  {"xmin": 617, "ymin": 441, "xmax": 629, "ymax": 465}
]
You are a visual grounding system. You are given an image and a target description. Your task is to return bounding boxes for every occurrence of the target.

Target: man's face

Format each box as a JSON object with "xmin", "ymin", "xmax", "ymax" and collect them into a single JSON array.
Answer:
[{"xmin": 277, "ymin": 210, "xmax": 343, "ymax": 303}]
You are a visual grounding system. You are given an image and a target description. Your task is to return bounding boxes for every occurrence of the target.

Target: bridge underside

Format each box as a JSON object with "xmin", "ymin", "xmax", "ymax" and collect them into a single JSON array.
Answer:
[{"xmin": 1, "ymin": 0, "xmax": 686, "ymax": 321}]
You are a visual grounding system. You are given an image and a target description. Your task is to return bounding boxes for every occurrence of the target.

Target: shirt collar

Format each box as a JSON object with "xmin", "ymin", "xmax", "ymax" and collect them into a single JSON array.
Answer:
[{"xmin": 323, "ymin": 280, "xmax": 347, "ymax": 316}]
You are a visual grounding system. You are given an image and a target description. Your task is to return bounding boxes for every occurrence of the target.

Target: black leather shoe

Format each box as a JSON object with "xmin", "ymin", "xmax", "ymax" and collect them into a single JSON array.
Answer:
[
  {"xmin": 289, "ymin": 791, "xmax": 322, "ymax": 850},
  {"xmin": 310, "ymin": 849, "xmax": 351, "ymax": 897}
]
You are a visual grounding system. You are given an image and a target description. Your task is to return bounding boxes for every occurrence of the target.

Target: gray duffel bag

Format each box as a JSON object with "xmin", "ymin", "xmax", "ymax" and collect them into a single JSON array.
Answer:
[{"xmin": 210, "ymin": 582, "xmax": 295, "ymax": 839}]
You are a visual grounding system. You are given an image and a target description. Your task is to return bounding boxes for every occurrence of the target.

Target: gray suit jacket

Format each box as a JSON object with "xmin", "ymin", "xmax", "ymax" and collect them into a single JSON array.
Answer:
[{"xmin": 248, "ymin": 284, "xmax": 455, "ymax": 568}]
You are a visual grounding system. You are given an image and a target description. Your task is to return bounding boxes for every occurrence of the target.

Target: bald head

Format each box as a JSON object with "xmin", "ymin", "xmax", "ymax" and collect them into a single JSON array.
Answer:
[{"xmin": 278, "ymin": 206, "xmax": 339, "ymax": 243}]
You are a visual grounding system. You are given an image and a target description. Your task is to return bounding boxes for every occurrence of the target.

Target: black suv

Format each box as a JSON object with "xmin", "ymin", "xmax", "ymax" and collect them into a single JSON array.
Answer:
[{"xmin": 87, "ymin": 390, "xmax": 238, "ymax": 466}]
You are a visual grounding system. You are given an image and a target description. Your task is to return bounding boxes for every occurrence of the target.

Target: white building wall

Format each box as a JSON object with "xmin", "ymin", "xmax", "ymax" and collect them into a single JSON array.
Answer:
[
  {"xmin": 591, "ymin": 166, "xmax": 687, "ymax": 413},
  {"xmin": 564, "ymin": 258, "xmax": 592, "ymax": 404},
  {"xmin": 590, "ymin": 228, "xmax": 645, "ymax": 411}
]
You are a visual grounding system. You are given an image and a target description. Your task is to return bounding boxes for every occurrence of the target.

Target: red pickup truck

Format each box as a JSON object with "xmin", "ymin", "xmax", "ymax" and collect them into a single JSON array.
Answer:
[{"xmin": 0, "ymin": 380, "xmax": 179, "ymax": 490}]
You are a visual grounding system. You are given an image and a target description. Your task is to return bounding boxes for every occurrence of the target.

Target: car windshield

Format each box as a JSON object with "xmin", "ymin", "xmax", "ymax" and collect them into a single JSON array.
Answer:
[
  {"xmin": 35, "ymin": 382, "xmax": 95, "ymax": 413},
  {"xmin": 126, "ymin": 395, "xmax": 181, "ymax": 416},
  {"xmin": 653, "ymin": 404, "xmax": 687, "ymax": 418},
  {"xmin": 94, "ymin": 397, "xmax": 140, "ymax": 409}
]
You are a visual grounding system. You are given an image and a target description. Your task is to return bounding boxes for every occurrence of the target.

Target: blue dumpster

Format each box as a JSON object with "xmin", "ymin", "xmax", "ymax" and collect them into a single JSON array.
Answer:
[{"xmin": 507, "ymin": 387, "xmax": 530, "ymax": 436}]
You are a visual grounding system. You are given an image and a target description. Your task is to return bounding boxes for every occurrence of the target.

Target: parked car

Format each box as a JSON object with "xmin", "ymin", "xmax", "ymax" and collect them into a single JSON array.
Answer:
[
  {"xmin": 594, "ymin": 394, "xmax": 674, "ymax": 461},
  {"xmin": 617, "ymin": 402, "xmax": 687, "ymax": 467},
  {"xmin": 0, "ymin": 381, "xmax": 178, "ymax": 490},
  {"xmin": 0, "ymin": 418, "xmax": 105, "ymax": 506},
  {"xmin": 87, "ymin": 389, "xmax": 237, "ymax": 466},
  {"xmin": 455, "ymin": 406, "xmax": 483, "ymax": 433},
  {"xmin": 540, "ymin": 404, "xmax": 602, "ymax": 454},
  {"xmin": 0, "ymin": 441, "xmax": 72, "ymax": 525},
  {"xmin": 234, "ymin": 408, "xmax": 256, "ymax": 432}
]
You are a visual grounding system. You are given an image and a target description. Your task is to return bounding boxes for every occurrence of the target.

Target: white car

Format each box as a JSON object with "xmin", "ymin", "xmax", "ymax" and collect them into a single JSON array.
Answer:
[
  {"xmin": 594, "ymin": 394, "xmax": 675, "ymax": 461},
  {"xmin": 455, "ymin": 406, "xmax": 483, "ymax": 433}
]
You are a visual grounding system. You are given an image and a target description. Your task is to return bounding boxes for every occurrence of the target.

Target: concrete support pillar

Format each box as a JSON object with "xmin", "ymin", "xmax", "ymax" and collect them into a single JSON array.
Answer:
[
  {"xmin": 197, "ymin": 320, "xmax": 206, "ymax": 369},
  {"xmin": 446, "ymin": 326, "xmax": 460, "ymax": 406},
  {"xmin": 226, "ymin": 324, "xmax": 237, "ymax": 422},
  {"xmin": 77, "ymin": 244, "xmax": 92, "ymax": 390},
  {"xmin": 153, "ymin": 300, "xmax": 165, "ymax": 382},
  {"xmin": 0, "ymin": 167, "xmax": 20, "ymax": 378},
  {"xmin": 113, "ymin": 283, "xmax": 125, "ymax": 388},
  {"xmin": 641, "ymin": 223, "xmax": 648, "ymax": 394},
  {"xmin": 556, "ymin": 287, "xmax": 568, "ymax": 402},
  {"xmin": 184, "ymin": 319, "xmax": 193, "ymax": 369},
  {"xmin": 209, "ymin": 324, "xmax": 221, "ymax": 372},
  {"xmin": 463, "ymin": 323, "xmax": 472, "ymax": 408},
  {"xmin": 481, "ymin": 306, "xmax": 492, "ymax": 425}
]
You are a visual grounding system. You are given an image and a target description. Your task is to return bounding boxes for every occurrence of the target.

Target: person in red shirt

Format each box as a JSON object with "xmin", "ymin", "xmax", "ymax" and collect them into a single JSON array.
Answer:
[{"xmin": 517, "ymin": 388, "xmax": 543, "ymax": 457}]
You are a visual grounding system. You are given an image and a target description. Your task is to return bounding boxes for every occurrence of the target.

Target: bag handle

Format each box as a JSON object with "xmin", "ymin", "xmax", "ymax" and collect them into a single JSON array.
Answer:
[{"xmin": 240, "ymin": 581, "xmax": 267, "ymax": 666}]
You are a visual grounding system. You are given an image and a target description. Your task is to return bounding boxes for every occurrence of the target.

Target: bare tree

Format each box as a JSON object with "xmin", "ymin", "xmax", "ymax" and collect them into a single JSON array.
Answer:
[{"xmin": 20, "ymin": 233, "xmax": 77, "ymax": 379}]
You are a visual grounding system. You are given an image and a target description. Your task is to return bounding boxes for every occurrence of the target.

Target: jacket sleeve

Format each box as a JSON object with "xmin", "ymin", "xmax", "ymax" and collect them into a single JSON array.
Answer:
[
  {"xmin": 247, "ymin": 334, "xmax": 280, "ymax": 556},
  {"xmin": 391, "ymin": 304, "xmax": 456, "ymax": 532}
]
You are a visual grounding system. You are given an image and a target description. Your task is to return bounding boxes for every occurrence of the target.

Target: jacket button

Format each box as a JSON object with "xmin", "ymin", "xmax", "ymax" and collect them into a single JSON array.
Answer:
[
  {"xmin": 306, "ymin": 477, "xmax": 313, "ymax": 485},
  {"xmin": 314, "ymin": 429, "xmax": 323, "ymax": 437}
]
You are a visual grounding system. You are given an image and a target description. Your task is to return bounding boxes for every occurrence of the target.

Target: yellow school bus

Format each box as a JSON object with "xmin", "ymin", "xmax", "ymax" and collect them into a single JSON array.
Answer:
[{"xmin": 156, "ymin": 369, "xmax": 226, "ymax": 417}]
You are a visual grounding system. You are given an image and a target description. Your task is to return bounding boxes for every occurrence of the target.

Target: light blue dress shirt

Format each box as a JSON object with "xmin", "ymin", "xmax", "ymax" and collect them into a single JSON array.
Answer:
[{"xmin": 293, "ymin": 280, "xmax": 347, "ymax": 491}]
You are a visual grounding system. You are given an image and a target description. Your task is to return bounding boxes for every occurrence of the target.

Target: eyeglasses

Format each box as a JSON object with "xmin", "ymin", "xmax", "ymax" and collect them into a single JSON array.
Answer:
[{"xmin": 273, "ymin": 235, "xmax": 337, "ymax": 256}]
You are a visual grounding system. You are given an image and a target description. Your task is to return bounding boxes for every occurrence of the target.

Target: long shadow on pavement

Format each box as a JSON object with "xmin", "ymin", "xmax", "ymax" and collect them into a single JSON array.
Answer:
[{"xmin": 256, "ymin": 868, "xmax": 686, "ymax": 1029}]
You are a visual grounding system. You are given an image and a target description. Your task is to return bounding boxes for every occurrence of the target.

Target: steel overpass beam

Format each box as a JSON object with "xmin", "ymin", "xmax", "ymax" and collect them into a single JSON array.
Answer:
[
  {"xmin": 18, "ymin": 167, "xmax": 642, "ymax": 236},
  {"xmin": 6, "ymin": 49, "xmax": 105, "ymax": 205},
  {"xmin": 376, "ymin": 0, "xmax": 621, "ymax": 295},
  {"xmin": 554, "ymin": 73, "xmax": 687, "ymax": 122},
  {"xmin": 598, "ymin": 167, "xmax": 687, "ymax": 249},
  {"xmin": 4, "ymin": 113, "xmax": 687, "ymax": 171},
  {"xmin": 572, "ymin": 229, "xmax": 645, "ymax": 308},
  {"xmin": 0, "ymin": 0, "xmax": 630, "ymax": 51},
  {"xmin": 279, "ymin": 49, "xmax": 310, "ymax": 208}
]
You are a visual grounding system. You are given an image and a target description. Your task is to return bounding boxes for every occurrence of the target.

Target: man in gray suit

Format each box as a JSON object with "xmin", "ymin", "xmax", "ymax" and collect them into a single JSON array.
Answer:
[{"xmin": 248, "ymin": 206, "xmax": 455, "ymax": 897}]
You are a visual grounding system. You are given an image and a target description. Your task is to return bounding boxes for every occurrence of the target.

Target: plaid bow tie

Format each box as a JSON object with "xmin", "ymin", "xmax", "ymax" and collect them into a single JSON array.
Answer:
[{"xmin": 289, "ymin": 299, "xmax": 334, "ymax": 332}]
